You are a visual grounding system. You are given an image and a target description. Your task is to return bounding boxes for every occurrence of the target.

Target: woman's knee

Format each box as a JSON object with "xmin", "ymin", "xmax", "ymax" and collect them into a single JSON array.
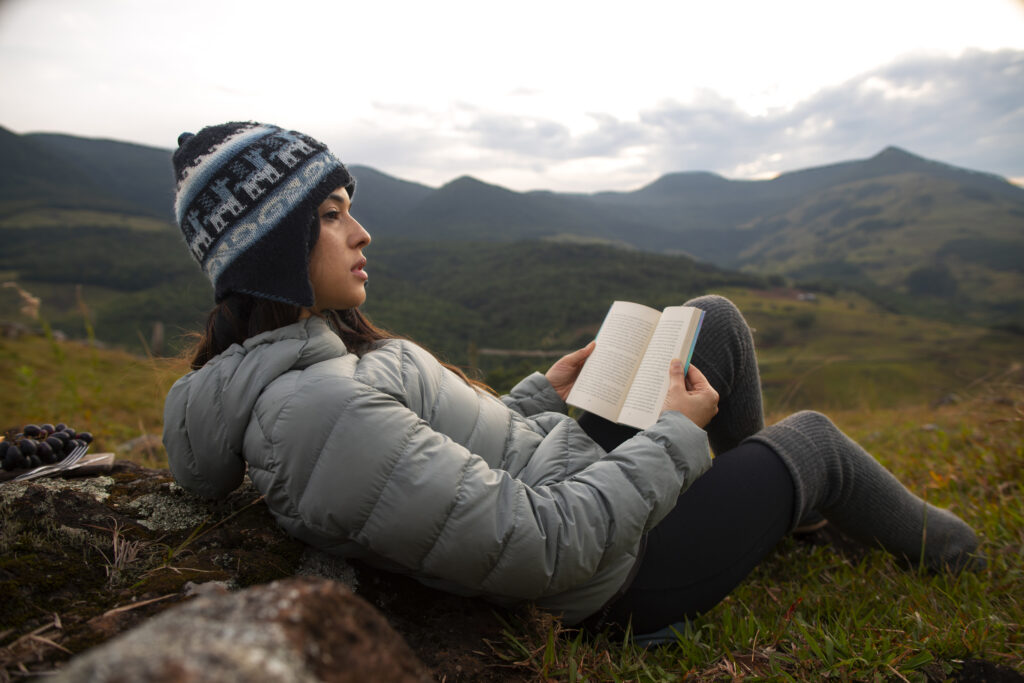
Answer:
[
  {"xmin": 775, "ymin": 410, "xmax": 840, "ymax": 444},
  {"xmin": 685, "ymin": 294, "xmax": 738, "ymax": 316},
  {"xmin": 778, "ymin": 409, "xmax": 830, "ymax": 429},
  {"xmin": 687, "ymin": 295, "xmax": 747, "ymax": 330},
  {"xmin": 687, "ymin": 295, "xmax": 755, "ymax": 355}
]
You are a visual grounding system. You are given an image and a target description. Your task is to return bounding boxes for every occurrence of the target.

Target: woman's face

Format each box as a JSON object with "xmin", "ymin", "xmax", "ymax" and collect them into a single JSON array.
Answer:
[{"xmin": 306, "ymin": 185, "xmax": 371, "ymax": 314}]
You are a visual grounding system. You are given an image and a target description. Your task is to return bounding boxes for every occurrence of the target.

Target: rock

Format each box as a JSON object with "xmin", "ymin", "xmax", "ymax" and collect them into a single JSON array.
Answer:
[
  {"xmin": 297, "ymin": 548, "xmax": 359, "ymax": 592},
  {"xmin": 53, "ymin": 577, "xmax": 432, "ymax": 683},
  {"xmin": 183, "ymin": 580, "xmax": 233, "ymax": 598},
  {"xmin": 0, "ymin": 461, "xmax": 526, "ymax": 682}
]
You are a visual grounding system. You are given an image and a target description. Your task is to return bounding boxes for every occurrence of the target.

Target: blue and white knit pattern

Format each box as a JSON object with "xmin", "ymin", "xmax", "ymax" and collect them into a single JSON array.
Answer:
[
  {"xmin": 173, "ymin": 123, "xmax": 343, "ymax": 282},
  {"xmin": 201, "ymin": 152, "xmax": 338, "ymax": 284}
]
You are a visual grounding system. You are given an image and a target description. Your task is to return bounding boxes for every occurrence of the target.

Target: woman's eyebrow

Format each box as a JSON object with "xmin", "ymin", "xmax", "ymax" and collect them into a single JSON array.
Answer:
[{"xmin": 325, "ymin": 193, "xmax": 350, "ymax": 205}]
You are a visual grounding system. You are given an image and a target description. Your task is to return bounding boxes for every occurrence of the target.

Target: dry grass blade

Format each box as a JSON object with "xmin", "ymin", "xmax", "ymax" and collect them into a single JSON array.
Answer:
[
  {"xmin": 100, "ymin": 593, "xmax": 177, "ymax": 619},
  {"xmin": 0, "ymin": 614, "xmax": 65, "ymax": 680},
  {"xmin": 84, "ymin": 517, "xmax": 150, "ymax": 585}
]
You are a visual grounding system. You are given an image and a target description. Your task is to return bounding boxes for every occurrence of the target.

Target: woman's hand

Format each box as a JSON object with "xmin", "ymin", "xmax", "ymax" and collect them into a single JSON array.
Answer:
[
  {"xmin": 663, "ymin": 360, "xmax": 719, "ymax": 428},
  {"xmin": 545, "ymin": 341, "xmax": 596, "ymax": 401}
]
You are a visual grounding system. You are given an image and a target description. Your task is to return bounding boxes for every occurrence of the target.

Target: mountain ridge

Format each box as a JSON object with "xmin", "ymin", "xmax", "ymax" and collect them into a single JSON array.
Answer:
[{"xmin": 1, "ymin": 126, "xmax": 1022, "ymax": 334}]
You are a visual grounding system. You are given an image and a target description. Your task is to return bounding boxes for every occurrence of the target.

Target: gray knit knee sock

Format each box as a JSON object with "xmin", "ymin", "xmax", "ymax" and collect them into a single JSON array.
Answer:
[
  {"xmin": 686, "ymin": 295, "xmax": 765, "ymax": 455},
  {"xmin": 748, "ymin": 411, "xmax": 981, "ymax": 572}
]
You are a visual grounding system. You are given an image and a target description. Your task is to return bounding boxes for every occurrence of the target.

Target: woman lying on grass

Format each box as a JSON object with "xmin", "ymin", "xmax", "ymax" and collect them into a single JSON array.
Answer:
[{"xmin": 162, "ymin": 122, "xmax": 981, "ymax": 642}]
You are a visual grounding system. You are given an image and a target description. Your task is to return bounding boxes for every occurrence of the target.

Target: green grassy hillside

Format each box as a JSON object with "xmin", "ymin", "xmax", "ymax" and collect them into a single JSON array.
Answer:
[
  {"xmin": 721, "ymin": 288, "xmax": 1023, "ymax": 412},
  {"xmin": 0, "ymin": 219, "xmax": 212, "ymax": 355},
  {"xmin": 362, "ymin": 239, "xmax": 768, "ymax": 355},
  {"xmin": 1, "ymin": 308, "xmax": 1020, "ymax": 680},
  {"xmin": 1, "ymin": 234, "xmax": 769, "ymax": 358},
  {"xmin": 737, "ymin": 173, "xmax": 1024, "ymax": 328},
  {"xmin": 0, "ymin": 333, "xmax": 186, "ymax": 464},
  {"xmin": 5, "ymin": 285, "xmax": 1019, "ymax": 431}
]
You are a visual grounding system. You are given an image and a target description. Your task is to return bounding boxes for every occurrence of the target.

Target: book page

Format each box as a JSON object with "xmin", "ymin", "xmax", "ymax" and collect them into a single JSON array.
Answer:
[
  {"xmin": 567, "ymin": 301, "xmax": 661, "ymax": 422},
  {"xmin": 617, "ymin": 306, "xmax": 703, "ymax": 430}
]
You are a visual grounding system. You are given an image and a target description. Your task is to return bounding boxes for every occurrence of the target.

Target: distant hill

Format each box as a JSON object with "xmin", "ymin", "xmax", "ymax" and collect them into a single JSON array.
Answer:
[
  {"xmin": 345, "ymin": 164, "xmax": 433, "ymax": 231},
  {"xmin": 27, "ymin": 132, "xmax": 175, "ymax": 220},
  {"xmin": 0, "ymin": 126, "xmax": 173, "ymax": 219},
  {"xmin": 1, "ymin": 126, "xmax": 1022, "ymax": 335},
  {"xmin": 364, "ymin": 146, "xmax": 1024, "ymax": 329},
  {"xmin": 0, "ymin": 126, "xmax": 111, "ymax": 215},
  {"xmin": 734, "ymin": 168, "xmax": 1024, "ymax": 314}
]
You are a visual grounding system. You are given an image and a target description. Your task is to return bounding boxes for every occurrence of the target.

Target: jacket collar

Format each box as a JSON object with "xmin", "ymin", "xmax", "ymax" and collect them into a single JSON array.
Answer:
[{"xmin": 241, "ymin": 315, "xmax": 351, "ymax": 369}]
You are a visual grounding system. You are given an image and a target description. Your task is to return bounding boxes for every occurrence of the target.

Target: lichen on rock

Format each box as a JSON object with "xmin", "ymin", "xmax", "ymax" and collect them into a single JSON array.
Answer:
[{"xmin": 0, "ymin": 461, "xmax": 525, "ymax": 683}]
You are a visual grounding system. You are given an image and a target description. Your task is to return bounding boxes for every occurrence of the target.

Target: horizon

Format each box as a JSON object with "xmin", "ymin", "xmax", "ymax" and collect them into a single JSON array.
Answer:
[{"xmin": 5, "ymin": 122, "xmax": 1022, "ymax": 194}]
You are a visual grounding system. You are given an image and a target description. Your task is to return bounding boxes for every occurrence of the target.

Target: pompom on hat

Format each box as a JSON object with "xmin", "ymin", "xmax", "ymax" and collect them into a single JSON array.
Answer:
[{"xmin": 172, "ymin": 122, "xmax": 355, "ymax": 307}]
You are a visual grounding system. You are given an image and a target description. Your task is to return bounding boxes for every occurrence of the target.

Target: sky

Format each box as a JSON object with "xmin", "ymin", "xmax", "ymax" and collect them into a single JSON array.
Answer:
[{"xmin": 1, "ymin": 0, "xmax": 1023, "ymax": 193}]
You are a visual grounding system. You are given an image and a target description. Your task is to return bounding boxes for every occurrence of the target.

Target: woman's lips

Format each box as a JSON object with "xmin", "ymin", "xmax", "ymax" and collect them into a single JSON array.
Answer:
[{"xmin": 352, "ymin": 258, "xmax": 368, "ymax": 281}]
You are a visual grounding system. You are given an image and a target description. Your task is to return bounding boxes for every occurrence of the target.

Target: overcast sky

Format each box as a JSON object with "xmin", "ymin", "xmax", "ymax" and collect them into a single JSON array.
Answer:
[{"xmin": 1, "ymin": 0, "xmax": 1022, "ymax": 192}]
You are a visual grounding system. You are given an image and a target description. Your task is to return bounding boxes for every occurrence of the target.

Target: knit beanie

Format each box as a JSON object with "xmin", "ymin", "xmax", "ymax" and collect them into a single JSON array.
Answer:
[{"xmin": 172, "ymin": 122, "xmax": 355, "ymax": 307}]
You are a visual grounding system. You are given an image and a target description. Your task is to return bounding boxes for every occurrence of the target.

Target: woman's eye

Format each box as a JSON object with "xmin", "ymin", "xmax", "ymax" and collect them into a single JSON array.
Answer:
[{"xmin": 321, "ymin": 210, "xmax": 340, "ymax": 221}]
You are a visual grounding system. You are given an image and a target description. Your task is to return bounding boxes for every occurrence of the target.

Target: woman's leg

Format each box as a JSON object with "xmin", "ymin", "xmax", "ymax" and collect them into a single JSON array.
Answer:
[
  {"xmin": 578, "ymin": 298, "xmax": 980, "ymax": 637},
  {"xmin": 686, "ymin": 295, "xmax": 830, "ymax": 530},
  {"xmin": 683, "ymin": 295, "xmax": 765, "ymax": 454},
  {"xmin": 603, "ymin": 441, "xmax": 795, "ymax": 635},
  {"xmin": 594, "ymin": 412, "xmax": 981, "ymax": 637},
  {"xmin": 748, "ymin": 410, "xmax": 981, "ymax": 572}
]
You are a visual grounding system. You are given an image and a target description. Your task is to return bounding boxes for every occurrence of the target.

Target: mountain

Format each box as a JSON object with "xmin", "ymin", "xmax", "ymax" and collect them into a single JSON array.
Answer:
[
  {"xmin": 347, "ymin": 146, "xmax": 1024, "ymax": 275},
  {"xmin": 1, "ymin": 126, "xmax": 1022, "ymax": 333},
  {"xmin": 346, "ymin": 164, "xmax": 433, "ymax": 231},
  {"xmin": 0, "ymin": 126, "xmax": 112, "ymax": 214},
  {"xmin": 722, "ymin": 149, "xmax": 1024, "ymax": 322},
  {"xmin": 766, "ymin": 146, "xmax": 1022, "ymax": 202},
  {"xmin": 0, "ymin": 126, "xmax": 174, "ymax": 219},
  {"xmin": 27, "ymin": 132, "xmax": 175, "ymax": 220}
]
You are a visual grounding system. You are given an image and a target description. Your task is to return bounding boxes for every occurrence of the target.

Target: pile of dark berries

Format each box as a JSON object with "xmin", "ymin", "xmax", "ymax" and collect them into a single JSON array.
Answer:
[{"xmin": 1, "ymin": 423, "xmax": 93, "ymax": 472}]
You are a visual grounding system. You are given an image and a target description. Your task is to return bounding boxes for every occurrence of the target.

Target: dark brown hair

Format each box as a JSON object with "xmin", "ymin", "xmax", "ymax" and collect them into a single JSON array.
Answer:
[{"xmin": 188, "ymin": 293, "xmax": 493, "ymax": 393}]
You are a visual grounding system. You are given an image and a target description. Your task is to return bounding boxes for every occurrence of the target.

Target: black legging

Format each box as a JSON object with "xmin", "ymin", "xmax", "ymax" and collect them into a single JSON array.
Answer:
[{"xmin": 578, "ymin": 412, "xmax": 795, "ymax": 635}]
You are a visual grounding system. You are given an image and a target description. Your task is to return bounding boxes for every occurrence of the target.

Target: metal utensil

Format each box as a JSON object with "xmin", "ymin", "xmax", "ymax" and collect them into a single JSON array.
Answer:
[{"xmin": 11, "ymin": 443, "xmax": 90, "ymax": 482}]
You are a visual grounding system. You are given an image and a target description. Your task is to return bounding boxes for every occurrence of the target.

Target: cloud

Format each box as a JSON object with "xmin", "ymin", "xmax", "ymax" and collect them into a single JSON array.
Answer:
[
  {"xmin": 461, "ymin": 112, "xmax": 648, "ymax": 161},
  {"xmin": 319, "ymin": 49, "xmax": 1024, "ymax": 191},
  {"xmin": 642, "ymin": 48, "xmax": 1024, "ymax": 180},
  {"xmin": 464, "ymin": 114, "xmax": 573, "ymax": 157}
]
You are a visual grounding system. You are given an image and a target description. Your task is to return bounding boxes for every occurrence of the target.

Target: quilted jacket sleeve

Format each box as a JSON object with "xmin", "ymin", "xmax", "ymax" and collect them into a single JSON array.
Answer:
[
  {"xmin": 164, "ymin": 363, "xmax": 248, "ymax": 500},
  {"xmin": 501, "ymin": 372, "xmax": 567, "ymax": 417},
  {"xmin": 266, "ymin": 371, "xmax": 711, "ymax": 605}
]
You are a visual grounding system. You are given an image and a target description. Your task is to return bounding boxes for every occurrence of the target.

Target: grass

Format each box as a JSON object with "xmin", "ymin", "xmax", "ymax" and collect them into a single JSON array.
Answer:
[
  {"xmin": 477, "ymin": 287, "xmax": 1023, "ymax": 412},
  {"xmin": 0, "ymin": 329, "xmax": 186, "ymax": 467},
  {"xmin": 0, "ymin": 208, "xmax": 171, "ymax": 232},
  {"xmin": 1, "ymin": 291, "xmax": 1022, "ymax": 680},
  {"xmin": 720, "ymin": 287, "xmax": 1023, "ymax": 413},
  {"xmin": 491, "ymin": 376, "xmax": 1024, "ymax": 681},
  {"xmin": 84, "ymin": 517, "xmax": 151, "ymax": 587}
]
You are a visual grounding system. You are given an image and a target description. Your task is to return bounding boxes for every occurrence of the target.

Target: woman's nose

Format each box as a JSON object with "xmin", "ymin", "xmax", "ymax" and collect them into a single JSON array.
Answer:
[{"xmin": 350, "ymin": 220, "xmax": 371, "ymax": 248}]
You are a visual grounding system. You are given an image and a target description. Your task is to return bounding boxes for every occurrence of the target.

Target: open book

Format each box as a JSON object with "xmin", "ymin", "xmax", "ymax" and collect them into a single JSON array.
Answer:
[{"xmin": 567, "ymin": 301, "xmax": 704, "ymax": 430}]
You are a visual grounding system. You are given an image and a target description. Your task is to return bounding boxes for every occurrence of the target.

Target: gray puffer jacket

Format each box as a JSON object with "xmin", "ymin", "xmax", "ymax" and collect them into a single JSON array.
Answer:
[{"xmin": 163, "ymin": 316, "xmax": 711, "ymax": 623}]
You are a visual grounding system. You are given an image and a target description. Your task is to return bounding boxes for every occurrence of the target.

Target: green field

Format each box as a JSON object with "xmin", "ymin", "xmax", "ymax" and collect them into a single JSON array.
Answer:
[
  {"xmin": 466, "ymin": 287, "xmax": 1023, "ymax": 415},
  {"xmin": 4, "ymin": 286, "xmax": 1021, "ymax": 436}
]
